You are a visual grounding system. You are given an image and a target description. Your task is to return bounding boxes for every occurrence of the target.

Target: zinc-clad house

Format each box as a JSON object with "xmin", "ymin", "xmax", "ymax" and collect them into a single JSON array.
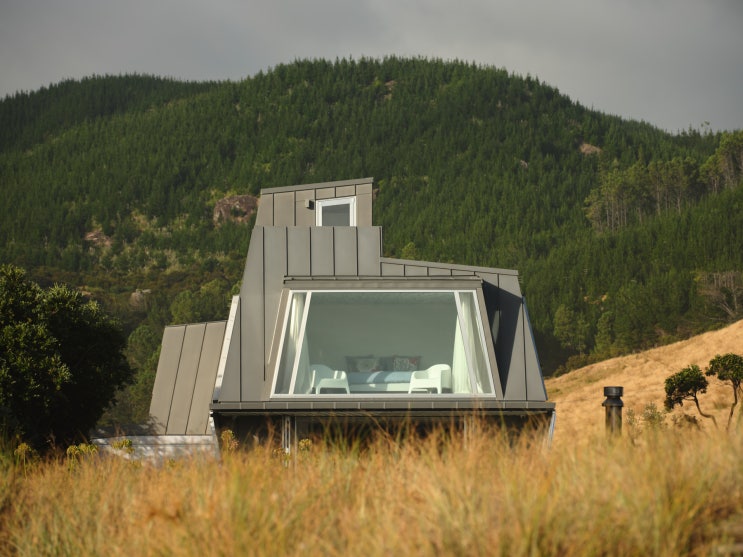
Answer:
[{"xmin": 142, "ymin": 177, "xmax": 555, "ymax": 456}]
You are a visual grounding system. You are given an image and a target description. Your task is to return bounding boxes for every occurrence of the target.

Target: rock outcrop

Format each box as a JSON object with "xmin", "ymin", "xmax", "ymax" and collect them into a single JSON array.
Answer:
[{"xmin": 213, "ymin": 194, "xmax": 258, "ymax": 225}]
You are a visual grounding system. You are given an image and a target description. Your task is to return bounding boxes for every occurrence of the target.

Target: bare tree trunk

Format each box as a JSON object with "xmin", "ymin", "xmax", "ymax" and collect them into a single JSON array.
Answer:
[
  {"xmin": 694, "ymin": 396, "xmax": 718, "ymax": 428},
  {"xmin": 727, "ymin": 385, "xmax": 738, "ymax": 430}
]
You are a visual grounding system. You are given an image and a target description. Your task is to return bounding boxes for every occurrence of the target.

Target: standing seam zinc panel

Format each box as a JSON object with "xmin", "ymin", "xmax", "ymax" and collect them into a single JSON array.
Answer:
[
  {"xmin": 149, "ymin": 325, "xmax": 187, "ymax": 434},
  {"xmin": 187, "ymin": 321, "xmax": 227, "ymax": 434},
  {"xmin": 167, "ymin": 324, "xmax": 207, "ymax": 435}
]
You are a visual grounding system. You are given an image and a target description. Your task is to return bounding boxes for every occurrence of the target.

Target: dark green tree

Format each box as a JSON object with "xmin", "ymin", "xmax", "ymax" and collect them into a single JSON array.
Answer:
[
  {"xmin": 664, "ymin": 364, "xmax": 717, "ymax": 427},
  {"xmin": 98, "ymin": 323, "xmax": 162, "ymax": 427},
  {"xmin": 0, "ymin": 264, "xmax": 132, "ymax": 449},
  {"xmin": 553, "ymin": 304, "xmax": 590, "ymax": 354},
  {"xmin": 169, "ymin": 278, "xmax": 231, "ymax": 324},
  {"xmin": 705, "ymin": 353, "xmax": 743, "ymax": 430}
]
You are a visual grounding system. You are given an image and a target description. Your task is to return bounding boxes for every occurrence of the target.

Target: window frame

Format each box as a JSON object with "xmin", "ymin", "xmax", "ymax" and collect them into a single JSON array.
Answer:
[
  {"xmin": 315, "ymin": 196, "xmax": 357, "ymax": 226},
  {"xmin": 268, "ymin": 288, "xmax": 497, "ymax": 399}
]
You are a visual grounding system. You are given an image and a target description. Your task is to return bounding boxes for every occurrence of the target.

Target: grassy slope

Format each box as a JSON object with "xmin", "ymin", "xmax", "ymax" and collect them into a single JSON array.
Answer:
[{"xmin": 546, "ymin": 318, "xmax": 743, "ymax": 446}]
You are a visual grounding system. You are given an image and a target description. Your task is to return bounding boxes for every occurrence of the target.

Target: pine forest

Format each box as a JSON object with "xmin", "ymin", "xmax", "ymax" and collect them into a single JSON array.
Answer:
[{"xmin": 1, "ymin": 57, "xmax": 741, "ymax": 425}]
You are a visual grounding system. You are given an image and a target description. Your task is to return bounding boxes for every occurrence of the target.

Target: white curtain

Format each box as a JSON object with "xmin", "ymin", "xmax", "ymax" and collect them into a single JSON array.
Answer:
[
  {"xmin": 452, "ymin": 292, "xmax": 492, "ymax": 394},
  {"xmin": 461, "ymin": 293, "xmax": 483, "ymax": 393},
  {"xmin": 451, "ymin": 315, "xmax": 471, "ymax": 393},
  {"xmin": 460, "ymin": 292, "xmax": 492, "ymax": 394},
  {"xmin": 292, "ymin": 318, "xmax": 310, "ymax": 394},
  {"xmin": 277, "ymin": 293, "xmax": 306, "ymax": 394}
]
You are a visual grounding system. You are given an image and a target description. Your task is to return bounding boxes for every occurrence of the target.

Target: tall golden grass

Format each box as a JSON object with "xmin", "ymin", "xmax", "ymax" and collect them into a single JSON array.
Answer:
[
  {"xmin": 1, "ymin": 423, "xmax": 742, "ymax": 557},
  {"xmin": 546, "ymin": 319, "xmax": 743, "ymax": 446}
]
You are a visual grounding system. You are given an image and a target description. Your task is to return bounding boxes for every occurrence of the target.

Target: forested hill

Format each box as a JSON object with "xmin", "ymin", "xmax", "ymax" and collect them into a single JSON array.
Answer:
[{"xmin": 1, "ymin": 57, "xmax": 742, "ymax": 396}]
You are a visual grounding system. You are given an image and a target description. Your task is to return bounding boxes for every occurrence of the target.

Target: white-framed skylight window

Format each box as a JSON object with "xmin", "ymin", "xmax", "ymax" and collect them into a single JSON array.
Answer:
[
  {"xmin": 315, "ymin": 196, "xmax": 356, "ymax": 226},
  {"xmin": 270, "ymin": 289, "xmax": 496, "ymax": 398}
]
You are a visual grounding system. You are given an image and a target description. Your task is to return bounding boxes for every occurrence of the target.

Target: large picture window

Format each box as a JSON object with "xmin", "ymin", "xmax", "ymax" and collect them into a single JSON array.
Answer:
[{"xmin": 271, "ymin": 290, "xmax": 495, "ymax": 397}]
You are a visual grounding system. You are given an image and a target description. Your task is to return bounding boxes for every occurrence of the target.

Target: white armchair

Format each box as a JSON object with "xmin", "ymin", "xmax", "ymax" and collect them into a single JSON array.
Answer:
[
  {"xmin": 311, "ymin": 365, "xmax": 350, "ymax": 394},
  {"xmin": 408, "ymin": 364, "xmax": 452, "ymax": 394}
]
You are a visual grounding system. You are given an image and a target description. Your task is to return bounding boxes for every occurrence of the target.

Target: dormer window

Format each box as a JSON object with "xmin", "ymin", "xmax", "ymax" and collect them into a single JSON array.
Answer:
[{"xmin": 316, "ymin": 196, "xmax": 356, "ymax": 226}]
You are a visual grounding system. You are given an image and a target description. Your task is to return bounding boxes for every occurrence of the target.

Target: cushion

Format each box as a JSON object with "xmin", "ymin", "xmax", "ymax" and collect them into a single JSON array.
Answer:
[
  {"xmin": 392, "ymin": 355, "xmax": 421, "ymax": 371},
  {"xmin": 346, "ymin": 355, "xmax": 379, "ymax": 373}
]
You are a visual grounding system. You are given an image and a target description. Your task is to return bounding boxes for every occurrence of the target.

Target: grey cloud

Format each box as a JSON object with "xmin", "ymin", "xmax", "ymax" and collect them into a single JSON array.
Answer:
[{"xmin": 0, "ymin": 0, "xmax": 741, "ymax": 132}]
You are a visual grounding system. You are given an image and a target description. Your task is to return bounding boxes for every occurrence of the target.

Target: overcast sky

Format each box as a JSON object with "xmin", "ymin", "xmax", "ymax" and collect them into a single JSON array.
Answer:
[{"xmin": 1, "ymin": 0, "xmax": 741, "ymax": 133}]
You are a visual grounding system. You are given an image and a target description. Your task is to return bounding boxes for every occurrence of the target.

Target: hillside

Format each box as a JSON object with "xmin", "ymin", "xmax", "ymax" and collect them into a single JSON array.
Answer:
[
  {"xmin": 546, "ymin": 318, "xmax": 743, "ymax": 446},
  {"xmin": 0, "ymin": 58, "xmax": 742, "ymax": 424}
]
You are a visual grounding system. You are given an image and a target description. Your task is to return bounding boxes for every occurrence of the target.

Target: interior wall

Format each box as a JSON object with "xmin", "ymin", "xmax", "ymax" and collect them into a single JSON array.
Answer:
[{"xmin": 305, "ymin": 301, "xmax": 456, "ymax": 371}]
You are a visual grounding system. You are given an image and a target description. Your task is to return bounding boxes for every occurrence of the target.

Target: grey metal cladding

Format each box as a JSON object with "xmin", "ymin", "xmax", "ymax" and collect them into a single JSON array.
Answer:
[
  {"xmin": 260, "ymin": 177, "xmax": 374, "ymax": 195},
  {"xmin": 253, "ymin": 178, "xmax": 375, "ymax": 228},
  {"xmin": 357, "ymin": 227, "xmax": 382, "ymax": 275},
  {"xmin": 523, "ymin": 304, "xmax": 548, "ymax": 401},
  {"xmin": 336, "ymin": 185, "xmax": 356, "ymax": 198},
  {"xmin": 498, "ymin": 274, "xmax": 527, "ymax": 400},
  {"xmin": 167, "ymin": 323, "xmax": 207, "ymax": 434},
  {"xmin": 381, "ymin": 262, "xmax": 405, "ymax": 276},
  {"xmin": 255, "ymin": 194, "xmax": 273, "ymax": 226},
  {"xmin": 334, "ymin": 227, "xmax": 358, "ymax": 275},
  {"xmin": 428, "ymin": 267, "xmax": 453, "ymax": 276},
  {"xmin": 273, "ymin": 192, "xmax": 295, "ymax": 226},
  {"xmin": 315, "ymin": 187, "xmax": 335, "ymax": 200},
  {"xmin": 356, "ymin": 192, "xmax": 373, "ymax": 227},
  {"xmin": 287, "ymin": 227, "xmax": 312, "ymax": 276},
  {"xmin": 187, "ymin": 321, "xmax": 227, "ymax": 434},
  {"xmin": 356, "ymin": 181, "xmax": 372, "ymax": 195},
  {"xmin": 235, "ymin": 228, "xmax": 264, "ymax": 402},
  {"xmin": 149, "ymin": 325, "xmax": 186, "ymax": 434},
  {"xmin": 480, "ymin": 275, "xmax": 502, "ymax": 357},
  {"xmin": 310, "ymin": 226, "xmax": 335, "ymax": 275},
  {"xmin": 404, "ymin": 265, "xmax": 428, "ymax": 276},
  {"xmin": 294, "ymin": 189, "xmax": 315, "ymax": 226},
  {"xmin": 263, "ymin": 226, "xmax": 288, "ymax": 364}
]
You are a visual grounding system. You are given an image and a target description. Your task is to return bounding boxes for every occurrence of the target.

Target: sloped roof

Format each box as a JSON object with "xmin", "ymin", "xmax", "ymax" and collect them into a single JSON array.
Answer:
[{"xmin": 149, "ymin": 321, "xmax": 226, "ymax": 435}]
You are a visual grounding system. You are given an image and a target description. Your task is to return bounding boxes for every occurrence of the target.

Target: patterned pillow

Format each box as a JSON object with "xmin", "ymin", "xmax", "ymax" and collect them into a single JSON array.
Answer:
[
  {"xmin": 392, "ymin": 355, "xmax": 421, "ymax": 371},
  {"xmin": 346, "ymin": 355, "xmax": 379, "ymax": 373}
]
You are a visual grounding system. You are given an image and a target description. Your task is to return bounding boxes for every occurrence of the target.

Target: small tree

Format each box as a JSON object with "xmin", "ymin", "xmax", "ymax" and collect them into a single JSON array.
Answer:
[
  {"xmin": 705, "ymin": 353, "xmax": 743, "ymax": 430},
  {"xmin": 400, "ymin": 241, "xmax": 419, "ymax": 260},
  {"xmin": 0, "ymin": 265, "xmax": 132, "ymax": 450},
  {"xmin": 664, "ymin": 364, "xmax": 717, "ymax": 427}
]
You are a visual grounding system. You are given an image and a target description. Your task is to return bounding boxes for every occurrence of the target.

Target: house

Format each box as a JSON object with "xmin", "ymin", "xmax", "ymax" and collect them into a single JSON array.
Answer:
[{"xmin": 115, "ymin": 177, "xmax": 554, "ymax": 457}]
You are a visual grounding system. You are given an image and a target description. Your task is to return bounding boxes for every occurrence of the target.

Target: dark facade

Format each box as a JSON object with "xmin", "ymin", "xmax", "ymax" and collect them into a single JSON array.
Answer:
[{"xmin": 148, "ymin": 178, "xmax": 555, "ymax": 449}]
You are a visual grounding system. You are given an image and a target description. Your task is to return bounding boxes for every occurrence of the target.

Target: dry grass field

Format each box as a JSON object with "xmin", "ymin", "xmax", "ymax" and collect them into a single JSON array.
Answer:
[
  {"xmin": 546, "ymin": 319, "xmax": 743, "ymax": 446},
  {"xmin": 1, "ymin": 320, "xmax": 742, "ymax": 556},
  {"xmin": 3, "ymin": 425, "xmax": 743, "ymax": 556}
]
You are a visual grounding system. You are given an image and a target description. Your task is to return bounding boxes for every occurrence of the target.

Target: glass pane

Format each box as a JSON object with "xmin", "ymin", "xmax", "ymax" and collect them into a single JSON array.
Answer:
[
  {"xmin": 458, "ymin": 292, "xmax": 493, "ymax": 394},
  {"xmin": 451, "ymin": 313, "xmax": 472, "ymax": 394},
  {"xmin": 321, "ymin": 203, "xmax": 351, "ymax": 226},
  {"xmin": 306, "ymin": 291, "xmax": 460, "ymax": 395},
  {"xmin": 272, "ymin": 290, "xmax": 494, "ymax": 397}
]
